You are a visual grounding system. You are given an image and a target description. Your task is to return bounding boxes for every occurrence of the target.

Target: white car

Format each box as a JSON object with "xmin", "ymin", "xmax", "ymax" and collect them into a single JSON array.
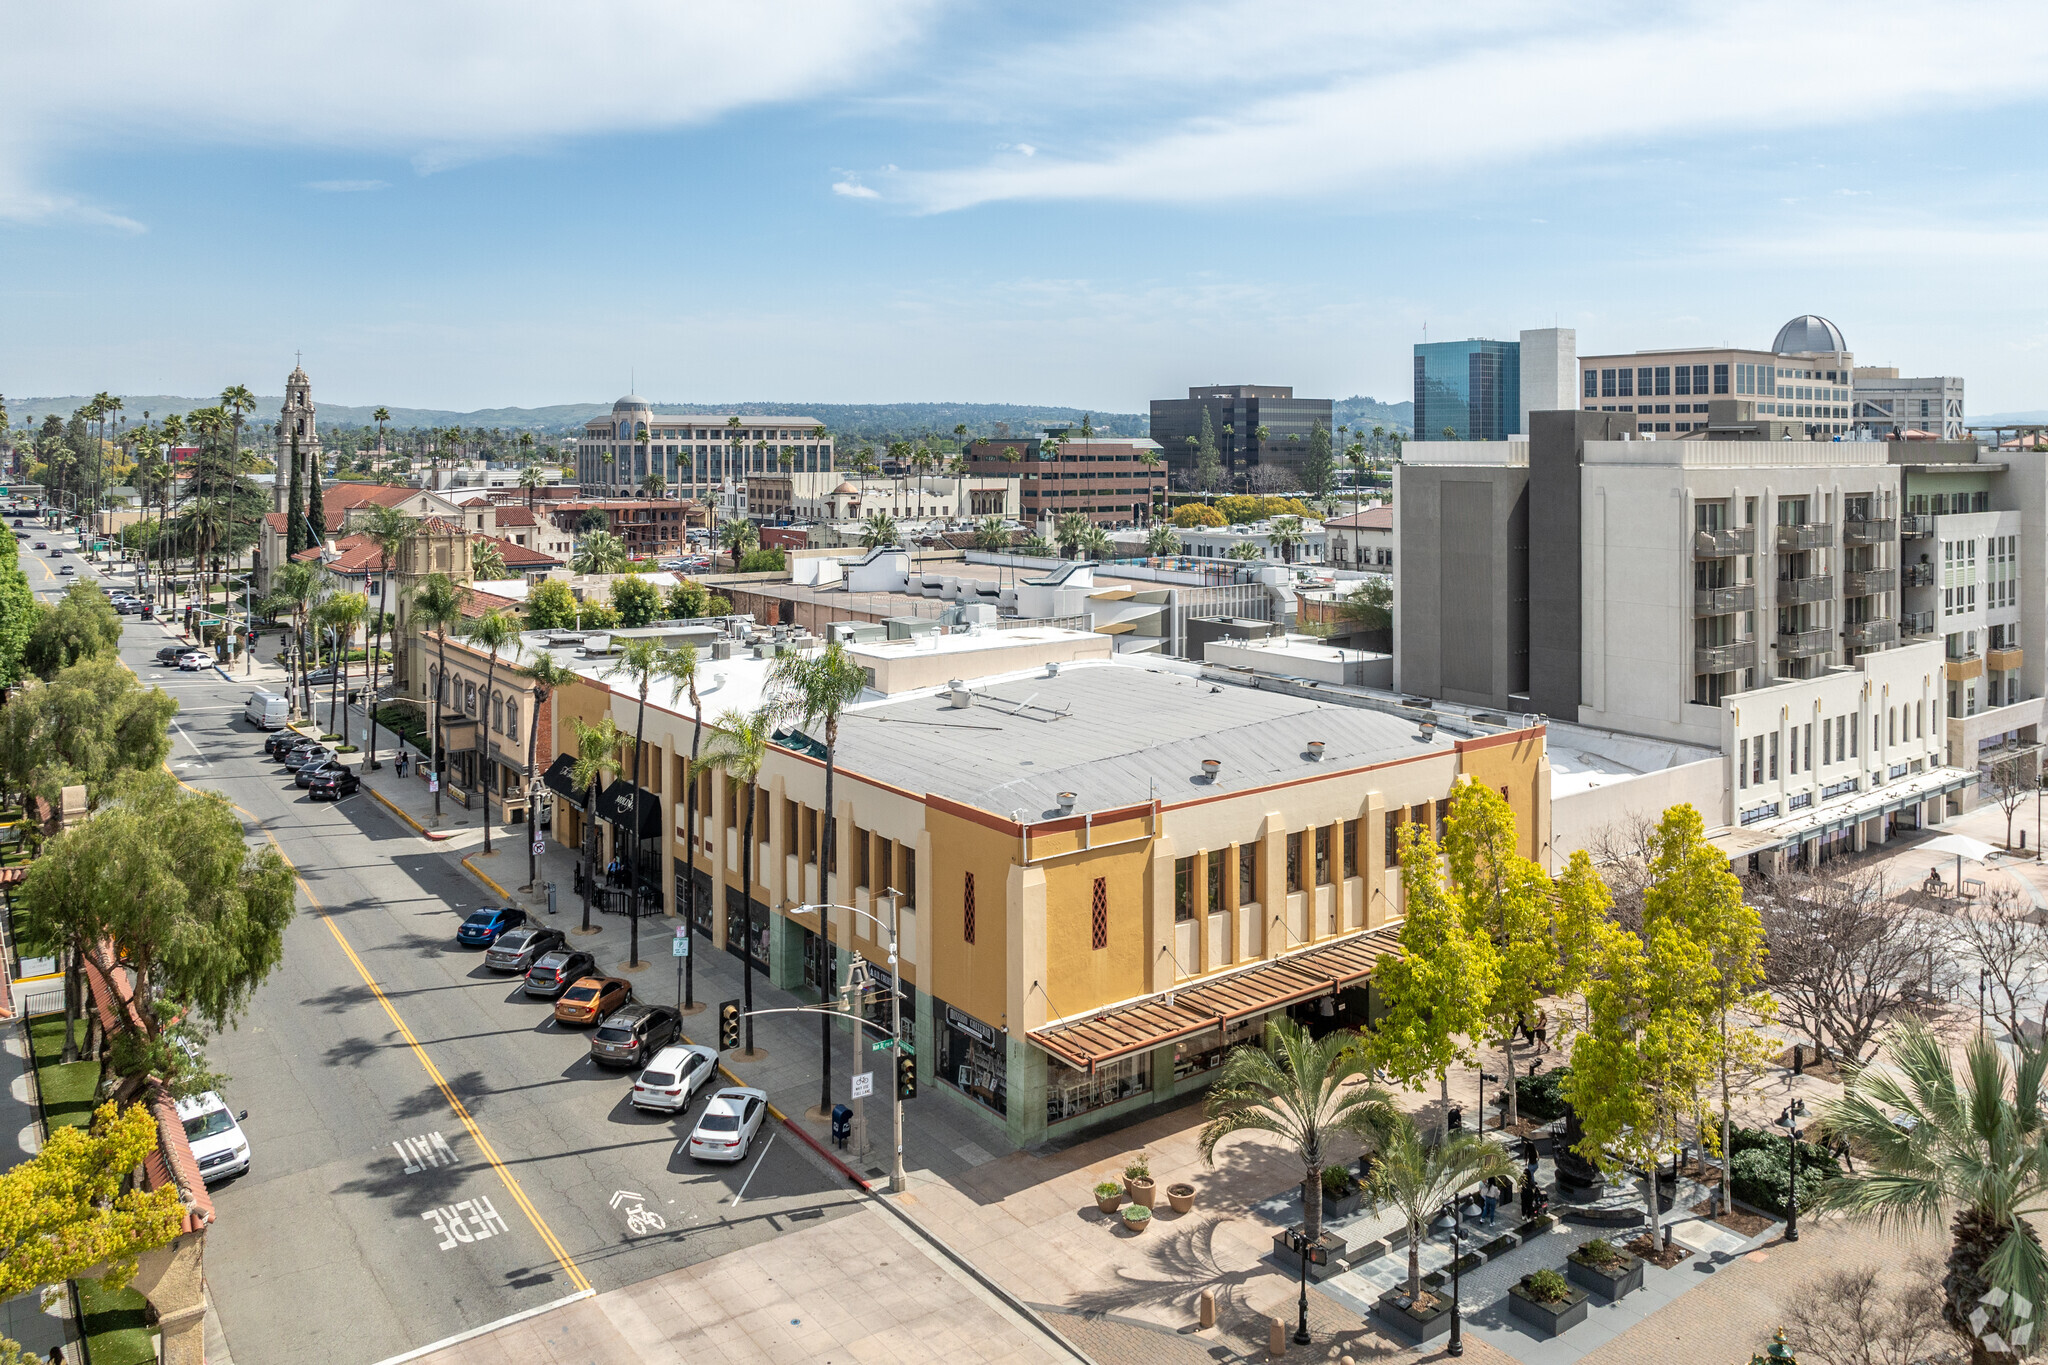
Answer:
[
  {"xmin": 178, "ymin": 1091, "xmax": 251, "ymax": 1183},
  {"xmin": 631, "ymin": 1044, "xmax": 719, "ymax": 1114},
  {"xmin": 177, "ymin": 651, "xmax": 211, "ymax": 671},
  {"xmin": 684, "ymin": 1086, "xmax": 768, "ymax": 1162}
]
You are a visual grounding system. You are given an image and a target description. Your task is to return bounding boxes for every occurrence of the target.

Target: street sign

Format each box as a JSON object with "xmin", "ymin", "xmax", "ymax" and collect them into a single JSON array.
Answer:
[
  {"xmin": 849, "ymin": 1071, "xmax": 873, "ymax": 1099},
  {"xmin": 873, "ymin": 1038, "xmax": 914, "ymax": 1056},
  {"xmin": 672, "ymin": 932, "xmax": 689, "ymax": 958},
  {"xmin": 531, "ymin": 839, "xmax": 544, "ymax": 856}
]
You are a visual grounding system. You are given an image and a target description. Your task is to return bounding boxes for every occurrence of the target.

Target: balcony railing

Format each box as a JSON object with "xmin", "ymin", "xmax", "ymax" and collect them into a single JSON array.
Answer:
[
  {"xmin": 1776, "ymin": 573, "xmax": 1835, "ymax": 604},
  {"xmin": 1989, "ymin": 646, "xmax": 2025, "ymax": 672},
  {"xmin": 1901, "ymin": 610, "xmax": 1937, "ymax": 637},
  {"xmin": 1693, "ymin": 584, "xmax": 1755, "ymax": 615},
  {"xmin": 1903, "ymin": 563, "xmax": 1936, "ymax": 587},
  {"xmin": 1694, "ymin": 641, "xmax": 1755, "ymax": 674},
  {"xmin": 1845, "ymin": 568, "xmax": 1896, "ymax": 597},
  {"xmin": 1843, "ymin": 519, "xmax": 1896, "ymax": 546},
  {"xmin": 1778, "ymin": 627, "xmax": 1834, "ymax": 658},
  {"xmin": 1775, "ymin": 523, "xmax": 1834, "ymax": 552},
  {"xmin": 1900, "ymin": 513, "xmax": 1934, "ymax": 538},
  {"xmin": 1694, "ymin": 525, "xmax": 1755, "ymax": 557},
  {"xmin": 1846, "ymin": 619, "xmax": 1898, "ymax": 648}
]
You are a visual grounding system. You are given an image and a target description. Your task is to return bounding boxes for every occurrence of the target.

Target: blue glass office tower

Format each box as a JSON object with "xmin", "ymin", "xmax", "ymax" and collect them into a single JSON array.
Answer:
[{"xmin": 1414, "ymin": 339, "xmax": 1521, "ymax": 440}]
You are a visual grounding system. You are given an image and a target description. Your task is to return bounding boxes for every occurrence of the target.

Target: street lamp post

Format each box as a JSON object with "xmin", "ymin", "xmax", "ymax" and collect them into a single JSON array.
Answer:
[
  {"xmin": 790, "ymin": 896, "xmax": 907, "ymax": 1194},
  {"xmin": 1981, "ymin": 968, "xmax": 1991, "ymax": 1035},
  {"xmin": 1478, "ymin": 1071, "xmax": 1499, "ymax": 1133},
  {"xmin": 1776, "ymin": 1099, "xmax": 1807, "ymax": 1242},
  {"xmin": 1433, "ymin": 1202, "xmax": 1466, "ymax": 1356},
  {"xmin": 1283, "ymin": 1228, "xmax": 1324, "ymax": 1345}
]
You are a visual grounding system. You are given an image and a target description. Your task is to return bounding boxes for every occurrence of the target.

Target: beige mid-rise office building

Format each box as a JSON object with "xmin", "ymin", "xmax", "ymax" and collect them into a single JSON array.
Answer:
[{"xmin": 1579, "ymin": 314, "xmax": 1857, "ymax": 440}]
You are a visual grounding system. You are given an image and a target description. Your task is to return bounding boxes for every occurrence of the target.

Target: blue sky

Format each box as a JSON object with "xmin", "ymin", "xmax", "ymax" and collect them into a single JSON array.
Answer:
[{"xmin": 6, "ymin": 0, "xmax": 2048, "ymax": 415}]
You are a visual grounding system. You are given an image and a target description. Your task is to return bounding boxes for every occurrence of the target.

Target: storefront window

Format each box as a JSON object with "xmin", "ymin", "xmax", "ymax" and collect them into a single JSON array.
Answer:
[
  {"xmin": 1046, "ymin": 1053, "xmax": 1149, "ymax": 1124},
  {"xmin": 940, "ymin": 1003, "xmax": 1007, "ymax": 1116},
  {"xmin": 1174, "ymin": 1013, "xmax": 1271, "ymax": 1082},
  {"xmin": 725, "ymin": 887, "xmax": 770, "ymax": 970},
  {"xmin": 801, "ymin": 928, "xmax": 838, "ymax": 995},
  {"xmin": 855, "ymin": 962, "xmax": 915, "ymax": 1044}
]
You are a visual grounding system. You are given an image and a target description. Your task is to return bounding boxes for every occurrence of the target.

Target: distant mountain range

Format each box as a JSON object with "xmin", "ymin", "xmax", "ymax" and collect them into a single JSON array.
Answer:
[
  {"xmin": 10, "ymin": 392, "xmax": 1414, "ymax": 440},
  {"xmin": 1973, "ymin": 411, "xmax": 2048, "ymax": 426},
  {"xmin": 8, "ymin": 395, "xmax": 1149, "ymax": 441}
]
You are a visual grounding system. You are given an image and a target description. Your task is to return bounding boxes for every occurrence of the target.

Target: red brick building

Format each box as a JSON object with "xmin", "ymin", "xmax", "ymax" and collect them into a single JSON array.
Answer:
[{"xmin": 966, "ymin": 436, "xmax": 1165, "ymax": 528}]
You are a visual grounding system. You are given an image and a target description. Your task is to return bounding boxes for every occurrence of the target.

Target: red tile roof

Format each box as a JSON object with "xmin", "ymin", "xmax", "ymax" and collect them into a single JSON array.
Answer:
[
  {"xmin": 472, "ymin": 533, "xmax": 558, "ymax": 568},
  {"xmin": 326, "ymin": 482, "xmax": 427, "ymax": 509},
  {"xmin": 459, "ymin": 587, "xmax": 524, "ymax": 620},
  {"xmin": 1323, "ymin": 507, "xmax": 1393, "ymax": 530},
  {"xmin": 263, "ymin": 511, "xmax": 288, "ymax": 533},
  {"xmin": 492, "ymin": 507, "xmax": 539, "ymax": 528}
]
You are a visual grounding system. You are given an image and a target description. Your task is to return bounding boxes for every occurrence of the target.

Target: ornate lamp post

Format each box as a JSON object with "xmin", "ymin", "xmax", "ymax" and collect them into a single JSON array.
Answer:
[{"xmin": 1775, "ymin": 1099, "xmax": 1808, "ymax": 1241}]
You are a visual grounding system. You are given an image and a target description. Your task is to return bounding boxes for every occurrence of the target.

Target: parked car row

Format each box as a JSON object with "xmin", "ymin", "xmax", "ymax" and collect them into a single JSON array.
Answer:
[
  {"xmin": 462, "ymin": 912, "xmax": 763, "ymax": 1159},
  {"xmin": 261, "ymin": 729, "xmax": 359, "ymax": 799}
]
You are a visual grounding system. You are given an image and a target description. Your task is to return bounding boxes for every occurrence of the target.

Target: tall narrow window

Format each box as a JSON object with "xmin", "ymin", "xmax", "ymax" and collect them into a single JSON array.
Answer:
[
  {"xmin": 1342, "ymin": 820, "xmax": 1358, "ymax": 879},
  {"xmin": 1287, "ymin": 832, "xmax": 1303, "ymax": 892},
  {"xmin": 1315, "ymin": 827, "xmax": 1332, "ymax": 885},
  {"xmin": 901, "ymin": 849, "xmax": 915, "ymax": 910},
  {"xmin": 1739, "ymin": 738, "xmax": 1749, "ymax": 788},
  {"xmin": 856, "ymin": 828, "xmax": 870, "ymax": 888},
  {"xmin": 1239, "ymin": 843, "xmax": 1259, "ymax": 903},
  {"xmin": 1090, "ymin": 878, "xmax": 1108, "ymax": 950},
  {"xmin": 963, "ymin": 872, "xmax": 976, "ymax": 944},
  {"xmin": 1769, "ymin": 731, "xmax": 1779, "ymax": 780},
  {"xmin": 1207, "ymin": 856, "xmax": 1224, "ymax": 915},
  {"xmin": 1174, "ymin": 857, "xmax": 1194, "ymax": 923}
]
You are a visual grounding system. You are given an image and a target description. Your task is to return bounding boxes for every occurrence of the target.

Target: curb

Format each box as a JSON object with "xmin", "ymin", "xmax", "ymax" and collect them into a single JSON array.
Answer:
[
  {"xmin": 461, "ymin": 855, "xmax": 516, "ymax": 903},
  {"xmin": 370, "ymin": 785, "xmax": 452, "ymax": 841},
  {"xmin": 668, "ymin": 1022, "xmax": 876, "ymax": 1193},
  {"xmin": 868, "ymin": 1195, "xmax": 1095, "ymax": 1365}
]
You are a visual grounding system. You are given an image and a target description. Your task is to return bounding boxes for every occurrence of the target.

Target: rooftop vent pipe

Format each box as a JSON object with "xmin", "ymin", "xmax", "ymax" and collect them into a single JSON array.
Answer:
[
  {"xmin": 1306, "ymin": 740, "xmax": 1326, "ymax": 760},
  {"xmin": 1201, "ymin": 758, "xmax": 1222, "ymax": 780},
  {"xmin": 1056, "ymin": 792, "xmax": 1077, "ymax": 814}
]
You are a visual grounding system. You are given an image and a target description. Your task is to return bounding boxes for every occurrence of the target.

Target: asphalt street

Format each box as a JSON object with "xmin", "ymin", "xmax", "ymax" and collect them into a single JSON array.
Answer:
[{"xmin": 18, "ymin": 530, "xmax": 864, "ymax": 1365}]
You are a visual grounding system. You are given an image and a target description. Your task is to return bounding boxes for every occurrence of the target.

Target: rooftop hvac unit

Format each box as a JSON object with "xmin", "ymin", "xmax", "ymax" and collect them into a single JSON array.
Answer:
[{"xmin": 711, "ymin": 640, "xmax": 733, "ymax": 661}]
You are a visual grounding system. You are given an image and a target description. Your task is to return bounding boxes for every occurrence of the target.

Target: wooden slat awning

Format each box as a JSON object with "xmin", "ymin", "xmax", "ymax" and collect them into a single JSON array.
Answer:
[{"xmin": 1027, "ymin": 926, "xmax": 1402, "ymax": 1072}]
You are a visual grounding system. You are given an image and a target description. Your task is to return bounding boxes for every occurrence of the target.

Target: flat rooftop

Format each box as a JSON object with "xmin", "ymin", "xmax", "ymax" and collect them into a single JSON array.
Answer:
[
  {"xmin": 828, "ymin": 660, "xmax": 1453, "ymax": 820},
  {"xmin": 1542, "ymin": 720, "xmax": 1717, "ymax": 799}
]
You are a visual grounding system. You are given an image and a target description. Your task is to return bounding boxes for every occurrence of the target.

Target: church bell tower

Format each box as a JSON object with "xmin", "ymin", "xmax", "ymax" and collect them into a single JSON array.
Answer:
[{"xmin": 274, "ymin": 360, "xmax": 322, "ymax": 512}]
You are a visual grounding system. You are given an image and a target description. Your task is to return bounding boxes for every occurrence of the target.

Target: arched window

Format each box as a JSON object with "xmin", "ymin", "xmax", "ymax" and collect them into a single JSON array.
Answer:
[
  {"xmin": 493, "ymin": 693, "xmax": 505, "ymax": 734},
  {"xmin": 465, "ymin": 681, "xmax": 476, "ymax": 715},
  {"xmin": 507, "ymin": 699, "xmax": 520, "ymax": 737}
]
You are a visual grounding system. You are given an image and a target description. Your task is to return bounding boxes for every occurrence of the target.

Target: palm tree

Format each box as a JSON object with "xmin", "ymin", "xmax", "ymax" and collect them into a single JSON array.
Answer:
[
  {"xmin": 670, "ymin": 642, "xmax": 707, "ymax": 997},
  {"xmin": 408, "ymin": 572, "xmax": 470, "ymax": 820},
  {"xmin": 470, "ymin": 541, "xmax": 507, "ymax": 580},
  {"xmin": 360, "ymin": 506, "xmax": 416, "ymax": 769},
  {"xmin": 859, "ymin": 511, "xmax": 898, "ymax": 550},
  {"xmin": 262, "ymin": 560, "xmax": 321, "ymax": 718},
  {"xmin": 518, "ymin": 653, "xmax": 579, "ymax": 891},
  {"xmin": 972, "ymin": 516, "xmax": 1010, "ymax": 552},
  {"xmin": 699, "ymin": 705, "xmax": 776, "ymax": 1053},
  {"xmin": 519, "ymin": 462, "xmax": 548, "ymax": 512},
  {"xmin": 1813, "ymin": 1021, "xmax": 2048, "ymax": 1360},
  {"xmin": 1362, "ymin": 1116, "xmax": 1518, "ymax": 1304},
  {"xmin": 372, "ymin": 407, "xmax": 391, "ymax": 463},
  {"xmin": 1226, "ymin": 541, "xmax": 1262, "ymax": 562},
  {"xmin": 634, "ymin": 424, "xmax": 650, "ymax": 496},
  {"xmin": 467, "ymin": 607, "xmax": 520, "ymax": 856},
  {"xmin": 640, "ymin": 471, "xmax": 666, "ymax": 501},
  {"xmin": 770, "ymin": 640, "xmax": 868, "ymax": 1113},
  {"xmin": 1199, "ymin": 1018, "xmax": 1400, "ymax": 1245},
  {"xmin": 1078, "ymin": 524, "xmax": 1114, "ymax": 561},
  {"xmin": 316, "ymin": 590, "xmax": 367, "ymax": 744},
  {"xmin": 569, "ymin": 715, "xmax": 626, "ymax": 933},
  {"xmin": 1020, "ymin": 533, "xmax": 1054, "ymax": 558},
  {"xmin": 1054, "ymin": 512, "xmax": 1091, "ymax": 560},
  {"xmin": 1268, "ymin": 514, "xmax": 1306, "ymax": 565},
  {"xmin": 571, "ymin": 530, "xmax": 629, "ymax": 575},
  {"xmin": 603, "ymin": 638, "xmax": 682, "ymax": 966},
  {"xmin": 1145, "ymin": 524, "xmax": 1181, "ymax": 557},
  {"xmin": 717, "ymin": 517, "xmax": 759, "ymax": 567}
]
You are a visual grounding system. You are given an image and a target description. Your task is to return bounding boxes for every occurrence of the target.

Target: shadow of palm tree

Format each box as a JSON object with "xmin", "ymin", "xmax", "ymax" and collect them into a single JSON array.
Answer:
[{"xmin": 1064, "ymin": 1215, "xmax": 1267, "ymax": 1328}]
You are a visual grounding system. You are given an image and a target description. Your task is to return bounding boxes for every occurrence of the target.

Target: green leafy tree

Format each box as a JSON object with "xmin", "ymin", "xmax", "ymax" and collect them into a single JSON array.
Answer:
[
  {"xmin": 737, "ymin": 547, "xmax": 786, "ymax": 573},
  {"xmin": 1362, "ymin": 1116, "xmax": 1517, "ymax": 1304},
  {"xmin": 1267, "ymin": 514, "xmax": 1307, "ymax": 564},
  {"xmin": 1645, "ymin": 803, "xmax": 1772, "ymax": 1212},
  {"xmin": 603, "ymin": 640, "xmax": 696, "ymax": 965},
  {"xmin": 465, "ymin": 607, "xmax": 520, "ymax": 855},
  {"xmin": 0, "ymin": 1101, "xmax": 185, "ymax": 1300},
  {"xmin": 519, "ymin": 653, "xmax": 578, "ymax": 889},
  {"xmin": 570, "ymin": 530, "xmax": 629, "ymax": 574},
  {"xmin": 1225, "ymin": 541, "xmax": 1262, "ymax": 561},
  {"xmin": 305, "ymin": 457, "xmax": 326, "ymax": 544},
  {"xmin": 285, "ymin": 432, "xmax": 308, "ymax": 557},
  {"xmin": 717, "ymin": 518, "xmax": 759, "ymax": 564},
  {"xmin": 1338, "ymin": 577, "xmax": 1392, "ymax": 633},
  {"xmin": 1199, "ymin": 1017, "xmax": 1398, "ymax": 1244},
  {"xmin": 568, "ymin": 715, "xmax": 625, "ymax": 933},
  {"xmin": 1144, "ymin": 524, "xmax": 1181, "ymax": 557},
  {"xmin": 1193, "ymin": 407, "xmax": 1225, "ymax": 491},
  {"xmin": 1173, "ymin": 503, "xmax": 1226, "ymax": 529},
  {"xmin": 261, "ymin": 560, "xmax": 322, "ymax": 719},
  {"xmin": 1368, "ymin": 820, "xmax": 1496, "ymax": 1135},
  {"xmin": 1299, "ymin": 421, "xmax": 1336, "ymax": 502},
  {"xmin": 525, "ymin": 577, "xmax": 579, "ymax": 630},
  {"xmin": 699, "ymin": 706, "xmax": 777, "ymax": 1052},
  {"xmin": 17, "ymin": 772, "xmax": 293, "ymax": 1090},
  {"xmin": 1813, "ymin": 1021, "xmax": 2048, "ymax": 1362},
  {"xmin": 407, "ymin": 573, "xmax": 469, "ymax": 820},
  {"xmin": 315, "ymin": 590, "xmax": 366, "ymax": 739},
  {"xmin": 611, "ymin": 575, "xmax": 659, "ymax": 627},
  {"xmin": 665, "ymin": 578, "xmax": 711, "ymax": 620},
  {"xmin": 24, "ymin": 580, "xmax": 122, "ymax": 679},
  {"xmin": 0, "ymin": 658, "xmax": 177, "ymax": 809},
  {"xmin": 359, "ymin": 506, "xmax": 417, "ymax": 766},
  {"xmin": 469, "ymin": 541, "xmax": 507, "ymax": 580},
  {"xmin": 1053, "ymin": 512, "xmax": 1091, "ymax": 559},
  {"xmin": 770, "ymin": 640, "xmax": 868, "ymax": 1111},
  {"xmin": 859, "ymin": 512, "xmax": 899, "ymax": 549},
  {"xmin": 0, "ymin": 529, "xmax": 31, "ymax": 693},
  {"xmin": 972, "ymin": 516, "xmax": 1010, "ymax": 552}
]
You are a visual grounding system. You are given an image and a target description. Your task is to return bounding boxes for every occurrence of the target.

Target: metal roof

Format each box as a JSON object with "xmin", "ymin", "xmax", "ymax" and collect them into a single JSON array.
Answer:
[{"xmin": 829, "ymin": 664, "xmax": 1452, "ymax": 819}]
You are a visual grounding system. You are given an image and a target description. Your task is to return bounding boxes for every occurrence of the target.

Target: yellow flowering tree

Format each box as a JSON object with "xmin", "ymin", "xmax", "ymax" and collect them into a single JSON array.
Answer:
[{"xmin": 0, "ymin": 1102, "xmax": 185, "ymax": 1299}]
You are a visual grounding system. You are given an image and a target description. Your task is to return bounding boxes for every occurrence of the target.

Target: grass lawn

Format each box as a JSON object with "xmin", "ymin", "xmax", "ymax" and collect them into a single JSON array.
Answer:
[
  {"xmin": 25, "ymin": 1014, "xmax": 99, "ymax": 1132},
  {"xmin": 75, "ymin": 1277, "xmax": 156, "ymax": 1365}
]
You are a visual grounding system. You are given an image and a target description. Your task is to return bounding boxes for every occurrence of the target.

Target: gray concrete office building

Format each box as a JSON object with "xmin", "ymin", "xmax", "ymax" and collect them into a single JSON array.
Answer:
[{"xmin": 1149, "ymin": 385, "xmax": 1333, "ymax": 482}]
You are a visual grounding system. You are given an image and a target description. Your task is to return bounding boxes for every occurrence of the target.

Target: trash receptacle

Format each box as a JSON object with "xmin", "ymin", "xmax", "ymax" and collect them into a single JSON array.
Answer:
[
  {"xmin": 546, "ymin": 882, "xmax": 557, "ymax": 916},
  {"xmin": 831, "ymin": 1104, "xmax": 852, "ymax": 1150}
]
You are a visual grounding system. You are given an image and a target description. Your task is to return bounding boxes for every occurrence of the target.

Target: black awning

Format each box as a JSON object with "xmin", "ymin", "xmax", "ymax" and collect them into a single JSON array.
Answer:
[
  {"xmin": 541, "ymin": 753, "xmax": 584, "ymax": 808},
  {"xmin": 598, "ymin": 778, "xmax": 664, "ymax": 839}
]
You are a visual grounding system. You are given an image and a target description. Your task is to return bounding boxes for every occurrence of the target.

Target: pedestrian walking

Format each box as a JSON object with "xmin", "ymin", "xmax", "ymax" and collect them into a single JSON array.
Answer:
[
  {"xmin": 1534, "ymin": 1008, "xmax": 1549, "ymax": 1053},
  {"xmin": 398, "ymin": 750, "xmax": 410, "ymax": 779},
  {"xmin": 1481, "ymin": 1185, "xmax": 1497, "ymax": 1226}
]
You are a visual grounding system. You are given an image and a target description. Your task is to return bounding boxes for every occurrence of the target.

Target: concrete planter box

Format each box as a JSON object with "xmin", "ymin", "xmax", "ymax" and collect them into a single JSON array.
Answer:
[
  {"xmin": 1269, "ymin": 1229, "xmax": 1347, "ymax": 1283},
  {"xmin": 1374, "ymin": 1287, "xmax": 1453, "ymax": 1344},
  {"xmin": 1568, "ymin": 1251, "xmax": 1644, "ymax": 1301},
  {"xmin": 1508, "ymin": 1282, "xmax": 1590, "ymax": 1338},
  {"xmin": 1322, "ymin": 1188, "xmax": 1362, "ymax": 1219}
]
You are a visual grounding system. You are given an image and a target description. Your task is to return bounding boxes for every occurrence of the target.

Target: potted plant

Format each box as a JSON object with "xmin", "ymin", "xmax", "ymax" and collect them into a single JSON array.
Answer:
[
  {"xmin": 1124, "ymin": 1153, "xmax": 1156, "ymax": 1207},
  {"xmin": 1093, "ymin": 1181, "xmax": 1124, "ymax": 1215},
  {"xmin": 1122, "ymin": 1204, "xmax": 1152, "ymax": 1234},
  {"xmin": 1508, "ymin": 1268, "xmax": 1590, "ymax": 1338},
  {"xmin": 1567, "ymin": 1236, "xmax": 1644, "ymax": 1301},
  {"xmin": 1321, "ymin": 1163, "xmax": 1362, "ymax": 1219},
  {"xmin": 1167, "ymin": 1182, "xmax": 1197, "ymax": 1215}
]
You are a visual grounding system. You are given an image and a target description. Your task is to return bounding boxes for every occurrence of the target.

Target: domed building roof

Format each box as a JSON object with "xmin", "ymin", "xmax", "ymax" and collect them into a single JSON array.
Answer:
[
  {"xmin": 612, "ymin": 394, "xmax": 651, "ymax": 413},
  {"xmin": 1772, "ymin": 315, "xmax": 1847, "ymax": 354}
]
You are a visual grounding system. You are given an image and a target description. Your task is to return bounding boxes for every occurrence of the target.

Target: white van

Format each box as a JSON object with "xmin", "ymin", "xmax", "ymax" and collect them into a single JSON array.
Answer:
[{"xmin": 244, "ymin": 692, "xmax": 289, "ymax": 730}]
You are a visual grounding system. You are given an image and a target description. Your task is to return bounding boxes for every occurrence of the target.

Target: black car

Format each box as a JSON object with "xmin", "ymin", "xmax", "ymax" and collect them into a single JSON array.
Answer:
[
  {"xmin": 483, "ymin": 926, "xmax": 568, "ymax": 973},
  {"xmin": 305, "ymin": 767, "xmax": 359, "ymax": 800},
  {"xmin": 590, "ymin": 1004, "xmax": 683, "ymax": 1068},
  {"xmin": 523, "ymin": 949, "xmax": 597, "ymax": 999},
  {"xmin": 263, "ymin": 731, "xmax": 307, "ymax": 758},
  {"xmin": 273, "ymin": 735, "xmax": 323, "ymax": 761},
  {"xmin": 156, "ymin": 645, "xmax": 190, "ymax": 665},
  {"xmin": 295, "ymin": 758, "xmax": 345, "ymax": 788},
  {"xmin": 282, "ymin": 745, "xmax": 333, "ymax": 772}
]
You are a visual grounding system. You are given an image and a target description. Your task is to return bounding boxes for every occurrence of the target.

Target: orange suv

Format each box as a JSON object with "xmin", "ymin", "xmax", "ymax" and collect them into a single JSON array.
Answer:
[{"xmin": 554, "ymin": 976, "xmax": 631, "ymax": 1027}]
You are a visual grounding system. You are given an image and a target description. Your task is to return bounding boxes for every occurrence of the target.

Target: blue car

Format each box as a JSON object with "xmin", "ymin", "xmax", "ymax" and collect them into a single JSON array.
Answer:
[{"xmin": 456, "ymin": 906, "xmax": 528, "ymax": 948}]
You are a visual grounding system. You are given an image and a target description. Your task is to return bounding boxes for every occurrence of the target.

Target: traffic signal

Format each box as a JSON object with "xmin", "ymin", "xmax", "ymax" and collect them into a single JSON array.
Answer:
[
  {"xmin": 896, "ymin": 1052, "xmax": 917, "ymax": 1101},
  {"xmin": 717, "ymin": 999, "xmax": 741, "ymax": 1051}
]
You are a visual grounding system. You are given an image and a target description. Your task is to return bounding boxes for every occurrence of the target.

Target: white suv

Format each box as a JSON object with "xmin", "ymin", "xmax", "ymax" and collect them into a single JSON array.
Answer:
[{"xmin": 177, "ymin": 1092, "xmax": 251, "ymax": 1183}]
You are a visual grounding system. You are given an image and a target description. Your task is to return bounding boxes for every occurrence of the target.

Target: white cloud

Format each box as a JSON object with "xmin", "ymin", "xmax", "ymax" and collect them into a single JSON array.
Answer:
[
  {"xmin": 306, "ymin": 179, "xmax": 390, "ymax": 193},
  {"xmin": 3, "ymin": 0, "xmax": 936, "ymax": 224},
  {"xmin": 893, "ymin": 0, "xmax": 2048, "ymax": 212},
  {"xmin": 832, "ymin": 179, "xmax": 880, "ymax": 199}
]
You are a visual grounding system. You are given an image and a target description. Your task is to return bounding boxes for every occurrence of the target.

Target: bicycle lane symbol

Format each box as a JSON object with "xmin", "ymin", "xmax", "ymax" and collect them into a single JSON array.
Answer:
[{"xmin": 609, "ymin": 1189, "xmax": 666, "ymax": 1236}]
